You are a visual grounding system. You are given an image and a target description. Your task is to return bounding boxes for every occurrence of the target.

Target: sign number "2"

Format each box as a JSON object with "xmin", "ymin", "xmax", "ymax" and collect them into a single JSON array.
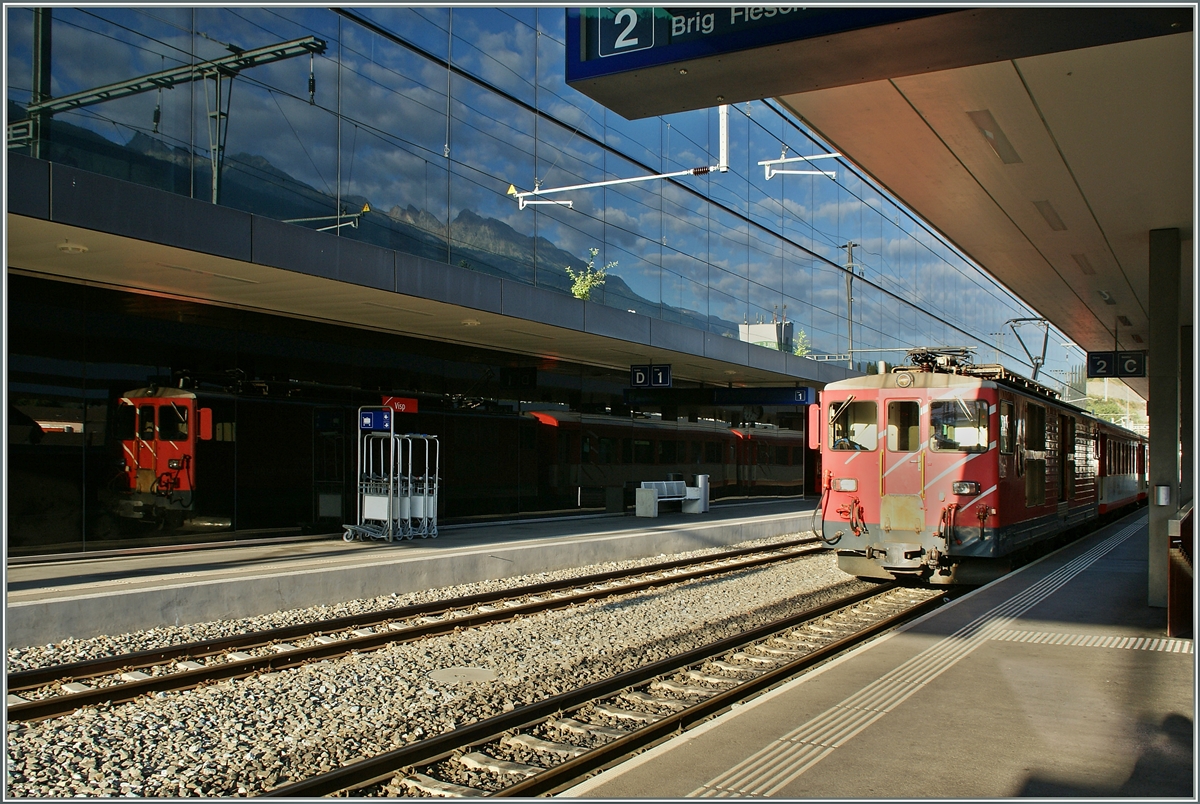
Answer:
[
  {"xmin": 599, "ymin": 8, "xmax": 653, "ymax": 57},
  {"xmin": 614, "ymin": 8, "xmax": 639, "ymax": 48}
]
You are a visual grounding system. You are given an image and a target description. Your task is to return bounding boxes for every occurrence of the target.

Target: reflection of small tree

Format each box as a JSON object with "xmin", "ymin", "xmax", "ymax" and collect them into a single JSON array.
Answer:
[
  {"xmin": 793, "ymin": 329, "xmax": 811, "ymax": 357},
  {"xmin": 566, "ymin": 248, "xmax": 615, "ymax": 301}
]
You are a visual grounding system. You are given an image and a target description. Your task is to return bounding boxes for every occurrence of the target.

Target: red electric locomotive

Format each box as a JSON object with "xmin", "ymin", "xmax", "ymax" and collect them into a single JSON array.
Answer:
[
  {"xmin": 809, "ymin": 348, "xmax": 1147, "ymax": 584},
  {"xmin": 111, "ymin": 386, "xmax": 214, "ymax": 527}
]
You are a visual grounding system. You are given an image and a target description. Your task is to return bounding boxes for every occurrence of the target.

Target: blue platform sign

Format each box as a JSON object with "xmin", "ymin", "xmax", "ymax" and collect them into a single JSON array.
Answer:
[
  {"xmin": 713, "ymin": 387, "xmax": 811, "ymax": 406},
  {"xmin": 360, "ymin": 409, "xmax": 392, "ymax": 431},
  {"xmin": 568, "ymin": 8, "xmax": 949, "ymax": 81}
]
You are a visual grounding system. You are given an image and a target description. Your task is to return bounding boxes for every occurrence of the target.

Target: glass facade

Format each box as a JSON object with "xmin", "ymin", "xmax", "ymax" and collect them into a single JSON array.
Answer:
[
  {"xmin": 6, "ymin": 6, "xmax": 1083, "ymax": 375},
  {"xmin": 6, "ymin": 8, "xmax": 1087, "ymax": 553},
  {"xmin": 7, "ymin": 274, "xmax": 813, "ymax": 554}
]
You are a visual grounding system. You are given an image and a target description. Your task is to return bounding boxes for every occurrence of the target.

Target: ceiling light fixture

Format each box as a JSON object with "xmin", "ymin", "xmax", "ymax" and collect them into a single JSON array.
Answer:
[
  {"xmin": 1117, "ymin": 315, "xmax": 1131, "ymax": 326},
  {"xmin": 1131, "ymin": 334, "xmax": 1144, "ymax": 343},
  {"xmin": 1033, "ymin": 200, "xmax": 1067, "ymax": 231},
  {"xmin": 966, "ymin": 109, "xmax": 1023, "ymax": 164},
  {"xmin": 461, "ymin": 318, "xmax": 481, "ymax": 327},
  {"xmin": 1071, "ymin": 253, "xmax": 1096, "ymax": 275},
  {"xmin": 57, "ymin": 241, "xmax": 88, "ymax": 254},
  {"xmin": 1097, "ymin": 290, "xmax": 1116, "ymax": 305}
]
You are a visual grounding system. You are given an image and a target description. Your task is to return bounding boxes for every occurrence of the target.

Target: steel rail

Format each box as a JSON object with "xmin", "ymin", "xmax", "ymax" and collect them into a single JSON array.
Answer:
[
  {"xmin": 498, "ymin": 590, "xmax": 945, "ymax": 797},
  {"xmin": 260, "ymin": 584, "xmax": 921, "ymax": 797},
  {"xmin": 7, "ymin": 542, "xmax": 826, "ymax": 722},
  {"xmin": 9, "ymin": 535, "xmax": 820, "ymax": 691}
]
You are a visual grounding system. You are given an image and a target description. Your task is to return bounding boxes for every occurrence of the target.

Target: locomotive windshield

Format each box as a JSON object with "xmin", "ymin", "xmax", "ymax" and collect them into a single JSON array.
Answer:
[
  {"xmin": 930, "ymin": 399, "xmax": 989, "ymax": 453},
  {"xmin": 829, "ymin": 398, "xmax": 877, "ymax": 451},
  {"xmin": 159, "ymin": 405, "xmax": 189, "ymax": 441}
]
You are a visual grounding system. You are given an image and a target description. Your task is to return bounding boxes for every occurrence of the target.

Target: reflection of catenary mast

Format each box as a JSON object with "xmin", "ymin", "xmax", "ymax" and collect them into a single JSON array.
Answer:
[{"xmin": 9, "ymin": 27, "xmax": 325, "ymax": 205}]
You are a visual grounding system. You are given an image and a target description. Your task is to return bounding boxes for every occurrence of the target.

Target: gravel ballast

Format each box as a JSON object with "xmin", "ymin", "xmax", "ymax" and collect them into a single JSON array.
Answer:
[{"xmin": 5, "ymin": 535, "xmax": 868, "ymax": 797}]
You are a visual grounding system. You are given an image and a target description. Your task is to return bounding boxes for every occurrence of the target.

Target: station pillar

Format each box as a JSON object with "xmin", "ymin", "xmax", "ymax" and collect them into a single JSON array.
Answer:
[{"xmin": 1147, "ymin": 228, "xmax": 1182, "ymax": 608}]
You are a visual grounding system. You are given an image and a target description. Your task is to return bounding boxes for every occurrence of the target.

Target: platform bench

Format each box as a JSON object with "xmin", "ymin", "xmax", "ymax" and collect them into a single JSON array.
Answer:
[{"xmin": 635, "ymin": 480, "xmax": 705, "ymax": 517}]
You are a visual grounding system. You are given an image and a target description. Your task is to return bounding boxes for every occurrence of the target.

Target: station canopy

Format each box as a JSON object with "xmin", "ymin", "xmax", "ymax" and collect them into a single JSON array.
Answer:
[{"xmin": 567, "ymin": 7, "xmax": 1195, "ymax": 401}]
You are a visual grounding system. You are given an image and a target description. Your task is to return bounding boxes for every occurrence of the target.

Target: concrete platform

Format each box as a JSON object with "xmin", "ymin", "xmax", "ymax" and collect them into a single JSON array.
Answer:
[
  {"xmin": 6, "ymin": 499, "xmax": 816, "ymax": 649},
  {"xmin": 565, "ymin": 509, "xmax": 1195, "ymax": 799}
]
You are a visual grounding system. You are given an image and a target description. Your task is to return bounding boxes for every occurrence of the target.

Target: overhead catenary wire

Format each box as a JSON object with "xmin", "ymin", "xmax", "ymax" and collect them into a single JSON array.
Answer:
[{"xmin": 30, "ymin": 7, "xmax": 1070, "ymax": 383}]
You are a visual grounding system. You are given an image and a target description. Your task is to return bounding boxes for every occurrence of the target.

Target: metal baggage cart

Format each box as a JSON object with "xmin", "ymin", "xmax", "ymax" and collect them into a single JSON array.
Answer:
[{"xmin": 343, "ymin": 407, "xmax": 439, "ymax": 542}]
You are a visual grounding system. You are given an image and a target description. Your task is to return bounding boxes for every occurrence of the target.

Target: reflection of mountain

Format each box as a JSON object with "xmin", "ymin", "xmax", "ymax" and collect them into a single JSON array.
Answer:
[{"xmin": 11, "ymin": 106, "xmax": 735, "ymax": 335}]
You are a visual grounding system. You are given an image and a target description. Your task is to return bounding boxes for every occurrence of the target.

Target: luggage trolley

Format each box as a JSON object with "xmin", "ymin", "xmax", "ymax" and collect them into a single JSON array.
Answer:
[{"xmin": 343, "ymin": 407, "xmax": 439, "ymax": 542}]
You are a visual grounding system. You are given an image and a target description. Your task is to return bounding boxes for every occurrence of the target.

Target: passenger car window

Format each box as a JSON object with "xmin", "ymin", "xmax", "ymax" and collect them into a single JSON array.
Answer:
[
  {"xmin": 930, "ymin": 399, "xmax": 989, "ymax": 453},
  {"xmin": 999, "ymin": 400, "xmax": 1015, "ymax": 455},
  {"xmin": 1025, "ymin": 403, "xmax": 1046, "ymax": 451}
]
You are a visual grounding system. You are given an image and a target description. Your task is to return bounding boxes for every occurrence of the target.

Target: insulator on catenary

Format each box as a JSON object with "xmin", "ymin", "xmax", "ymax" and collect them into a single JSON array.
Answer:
[{"xmin": 691, "ymin": 166, "xmax": 711, "ymax": 175}]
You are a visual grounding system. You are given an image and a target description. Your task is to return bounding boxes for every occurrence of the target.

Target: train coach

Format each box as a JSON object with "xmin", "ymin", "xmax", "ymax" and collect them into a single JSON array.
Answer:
[
  {"xmin": 102, "ymin": 382, "xmax": 813, "ymax": 536},
  {"xmin": 810, "ymin": 348, "xmax": 1147, "ymax": 584},
  {"xmin": 528, "ymin": 411, "xmax": 811, "ymax": 505}
]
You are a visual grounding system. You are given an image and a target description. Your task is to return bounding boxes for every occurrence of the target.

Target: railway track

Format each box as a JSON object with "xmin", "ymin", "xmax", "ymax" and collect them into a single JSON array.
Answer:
[
  {"xmin": 263, "ymin": 584, "xmax": 945, "ymax": 797},
  {"xmin": 7, "ymin": 537, "xmax": 825, "ymax": 723}
]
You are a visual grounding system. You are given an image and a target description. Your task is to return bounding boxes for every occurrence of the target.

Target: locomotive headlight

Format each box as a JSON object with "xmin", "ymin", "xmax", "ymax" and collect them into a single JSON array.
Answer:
[
  {"xmin": 168, "ymin": 459, "xmax": 183, "ymax": 470},
  {"xmin": 952, "ymin": 481, "xmax": 980, "ymax": 496},
  {"xmin": 832, "ymin": 478, "xmax": 858, "ymax": 492}
]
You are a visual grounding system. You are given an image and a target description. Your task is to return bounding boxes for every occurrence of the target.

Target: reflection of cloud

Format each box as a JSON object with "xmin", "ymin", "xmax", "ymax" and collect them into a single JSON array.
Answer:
[{"xmin": 31, "ymin": 7, "xmax": 1059, "ymax": 366}]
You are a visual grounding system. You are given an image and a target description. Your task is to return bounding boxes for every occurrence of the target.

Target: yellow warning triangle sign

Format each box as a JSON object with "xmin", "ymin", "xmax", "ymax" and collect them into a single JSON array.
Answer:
[{"xmin": 506, "ymin": 184, "xmax": 517, "ymax": 196}]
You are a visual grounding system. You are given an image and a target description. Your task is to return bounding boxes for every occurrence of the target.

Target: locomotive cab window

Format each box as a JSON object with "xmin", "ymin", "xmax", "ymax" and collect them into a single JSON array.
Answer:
[
  {"xmin": 887, "ymin": 401, "xmax": 920, "ymax": 452},
  {"xmin": 930, "ymin": 399, "xmax": 989, "ymax": 453},
  {"xmin": 159, "ymin": 404, "xmax": 189, "ymax": 441},
  {"xmin": 828, "ymin": 399, "xmax": 877, "ymax": 451}
]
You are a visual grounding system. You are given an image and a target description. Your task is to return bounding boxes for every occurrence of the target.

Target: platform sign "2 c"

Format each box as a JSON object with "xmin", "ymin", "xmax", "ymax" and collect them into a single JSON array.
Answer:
[
  {"xmin": 1087, "ymin": 350, "xmax": 1146, "ymax": 378},
  {"xmin": 598, "ymin": 8, "xmax": 654, "ymax": 57}
]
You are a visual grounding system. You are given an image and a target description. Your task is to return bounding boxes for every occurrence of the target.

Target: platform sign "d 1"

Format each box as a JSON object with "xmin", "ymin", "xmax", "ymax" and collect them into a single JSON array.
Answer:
[{"xmin": 630, "ymin": 364, "xmax": 672, "ymax": 388}]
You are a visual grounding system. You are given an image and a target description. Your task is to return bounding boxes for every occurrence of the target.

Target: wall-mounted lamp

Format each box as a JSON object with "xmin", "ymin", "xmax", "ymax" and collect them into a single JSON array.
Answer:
[{"xmin": 57, "ymin": 241, "xmax": 88, "ymax": 254}]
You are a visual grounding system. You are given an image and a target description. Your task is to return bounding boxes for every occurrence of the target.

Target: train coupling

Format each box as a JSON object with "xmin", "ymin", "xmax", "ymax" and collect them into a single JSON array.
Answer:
[
  {"xmin": 116, "ymin": 499, "xmax": 146, "ymax": 520},
  {"xmin": 864, "ymin": 541, "xmax": 926, "ymax": 572}
]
